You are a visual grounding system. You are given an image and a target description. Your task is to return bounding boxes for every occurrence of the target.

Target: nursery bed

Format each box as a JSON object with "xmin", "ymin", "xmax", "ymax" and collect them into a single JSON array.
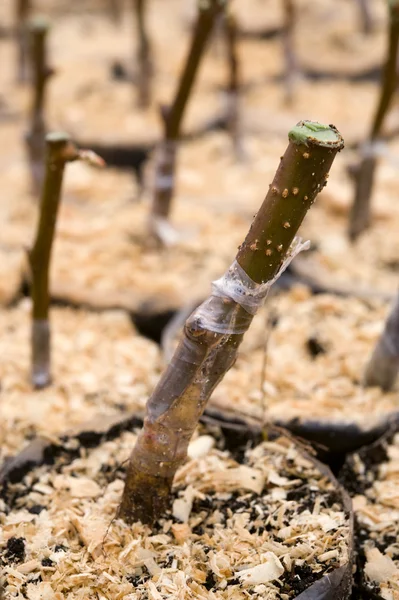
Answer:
[
  {"xmin": 0, "ymin": 424, "xmax": 353, "ymax": 599},
  {"xmin": 0, "ymin": 299, "xmax": 161, "ymax": 460},
  {"xmin": 46, "ymin": 193, "xmax": 249, "ymax": 315},
  {"xmin": 206, "ymin": 286, "xmax": 399, "ymax": 452},
  {"xmin": 292, "ymin": 161, "xmax": 399, "ymax": 298},
  {"xmin": 341, "ymin": 427, "xmax": 399, "ymax": 599}
]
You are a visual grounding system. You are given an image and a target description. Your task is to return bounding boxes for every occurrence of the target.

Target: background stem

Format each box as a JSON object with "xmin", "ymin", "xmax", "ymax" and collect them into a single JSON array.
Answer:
[
  {"xmin": 223, "ymin": 10, "xmax": 242, "ymax": 157},
  {"xmin": 29, "ymin": 133, "xmax": 80, "ymax": 389},
  {"xmin": 364, "ymin": 291, "xmax": 399, "ymax": 391},
  {"xmin": 150, "ymin": 0, "xmax": 226, "ymax": 234},
  {"xmin": 134, "ymin": 0, "xmax": 152, "ymax": 108},
  {"xmin": 349, "ymin": 2, "xmax": 399, "ymax": 241},
  {"xmin": 15, "ymin": 0, "xmax": 31, "ymax": 83},
  {"xmin": 118, "ymin": 121, "xmax": 344, "ymax": 525},
  {"xmin": 355, "ymin": 0, "xmax": 373, "ymax": 35},
  {"xmin": 282, "ymin": 0, "xmax": 297, "ymax": 105},
  {"xmin": 25, "ymin": 18, "xmax": 51, "ymax": 196}
]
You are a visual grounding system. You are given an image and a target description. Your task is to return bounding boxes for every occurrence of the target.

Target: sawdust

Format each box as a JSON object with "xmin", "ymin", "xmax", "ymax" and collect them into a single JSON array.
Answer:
[
  {"xmin": 211, "ymin": 285, "xmax": 398, "ymax": 431},
  {"xmin": 349, "ymin": 432, "xmax": 399, "ymax": 599},
  {"xmin": 0, "ymin": 299, "xmax": 161, "ymax": 459},
  {"xmin": 0, "ymin": 427, "xmax": 351, "ymax": 599}
]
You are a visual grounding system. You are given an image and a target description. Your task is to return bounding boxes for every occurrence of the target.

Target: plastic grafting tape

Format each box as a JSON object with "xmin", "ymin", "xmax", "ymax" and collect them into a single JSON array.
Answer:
[{"xmin": 195, "ymin": 237, "xmax": 311, "ymax": 335}]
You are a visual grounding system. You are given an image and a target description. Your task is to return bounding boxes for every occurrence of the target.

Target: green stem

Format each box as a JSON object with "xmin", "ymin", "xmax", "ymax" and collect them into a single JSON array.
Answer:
[
  {"xmin": 134, "ymin": 0, "xmax": 152, "ymax": 108},
  {"xmin": 150, "ymin": 0, "xmax": 226, "ymax": 231},
  {"xmin": 25, "ymin": 18, "xmax": 51, "ymax": 196},
  {"xmin": 118, "ymin": 120, "xmax": 344, "ymax": 525},
  {"xmin": 349, "ymin": 1, "xmax": 399, "ymax": 241},
  {"xmin": 29, "ymin": 133, "xmax": 104, "ymax": 388},
  {"xmin": 364, "ymin": 291, "xmax": 399, "ymax": 390}
]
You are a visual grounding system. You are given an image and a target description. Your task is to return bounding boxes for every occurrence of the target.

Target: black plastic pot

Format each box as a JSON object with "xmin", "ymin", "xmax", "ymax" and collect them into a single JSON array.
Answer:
[
  {"xmin": 340, "ymin": 425, "xmax": 399, "ymax": 600},
  {"xmin": 1, "ymin": 412, "xmax": 354, "ymax": 599}
]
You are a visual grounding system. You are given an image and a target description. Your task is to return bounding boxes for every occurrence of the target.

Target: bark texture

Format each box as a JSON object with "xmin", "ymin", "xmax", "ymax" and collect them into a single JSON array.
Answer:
[{"xmin": 118, "ymin": 121, "xmax": 344, "ymax": 525}]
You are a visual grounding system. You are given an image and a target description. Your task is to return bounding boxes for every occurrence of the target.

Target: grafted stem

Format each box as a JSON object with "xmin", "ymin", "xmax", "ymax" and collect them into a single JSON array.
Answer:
[
  {"xmin": 150, "ymin": 0, "xmax": 227, "ymax": 241},
  {"xmin": 118, "ymin": 120, "xmax": 344, "ymax": 525},
  {"xmin": 364, "ymin": 291, "xmax": 399, "ymax": 390},
  {"xmin": 25, "ymin": 18, "xmax": 52, "ymax": 196},
  {"xmin": 134, "ymin": 0, "xmax": 152, "ymax": 108},
  {"xmin": 349, "ymin": 1, "xmax": 399, "ymax": 241},
  {"xmin": 29, "ymin": 133, "xmax": 104, "ymax": 389}
]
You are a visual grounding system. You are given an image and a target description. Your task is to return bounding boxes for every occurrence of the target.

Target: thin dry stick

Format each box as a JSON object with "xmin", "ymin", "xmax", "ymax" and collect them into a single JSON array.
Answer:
[
  {"xmin": 134, "ymin": 0, "xmax": 152, "ymax": 108},
  {"xmin": 150, "ymin": 0, "xmax": 227, "ymax": 244},
  {"xmin": 349, "ymin": 1, "xmax": 399, "ymax": 241},
  {"xmin": 25, "ymin": 18, "xmax": 52, "ymax": 196},
  {"xmin": 118, "ymin": 120, "xmax": 344, "ymax": 525},
  {"xmin": 15, "ymin": 0, "xmax": 31, "ymax": 83},
  {"xmin": 29, "ymin": 133, "xmax": 104, "ymax": 389},
  {"xmin": 223, "ymin": 10, "xmax": 242, "ymax": 157},
  {"xmin": 282, "ymin": 0, "xmax": 298, "ymax": 105},
  {"xmin": 364, "ymin": 290, "xmax": 399, "ymax": 390}
]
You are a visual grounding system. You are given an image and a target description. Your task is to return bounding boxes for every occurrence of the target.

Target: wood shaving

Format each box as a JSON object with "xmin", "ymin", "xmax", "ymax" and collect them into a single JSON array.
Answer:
[
  {"xmin": 346, "ymin": 432, "xmax": 399, "ymax": 598},
  {"xmin": 211, "ymin": 286, "xmax": 398, "ymax": 429},
  {"xmin": 0, "ymin": 300, "xmax": 161, "ymax": 459},
  {"xmin": 296, "ymin": 173, "xmax": 399, "ymax": 296},
  {"xmin": 0, "ymin": 428, "xmax": 350, "ymax": 599}
]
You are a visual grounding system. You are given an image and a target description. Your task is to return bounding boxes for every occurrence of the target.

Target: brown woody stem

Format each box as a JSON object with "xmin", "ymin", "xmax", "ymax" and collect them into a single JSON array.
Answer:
[
  {"xmin": 355, "ymin": 0, "xmax": 373, "ymax": 35},
  {"xmin": 108, "ymin": 0, "xmax": 122, "ymax": 24},
  {"xmin": 364, "ymin": 291, "xmax": 399, "ymax": 391},
  {"xmin": 150, "ymin": 0, "xmax": 226, "ymax": 237},
  {"xmin": 349, "ymin": 1, "xmax": 399, "ymax": 241},
  {"xmin": 282, "ymin": 0, "xmax": 298, "ymax": 105},
  {"xmin": 29, "ymin": 133, "xmax": 104, "ymax": 388},
  {"xmin": 25, "ymin": 18, "xmax": 51, "ymax": 196},
  {"xmin": 134, "ymin": 0, "xmax": 152, "ymax": 108},
  {"xmin": 15, "ymin": 0, "xmax": 31, "ymax": 83},
  {"xmin": 118, "ymin": 121, "xmax": 344, "ymax": 525},
  {"xmin": 223, "ymin": 10, "xmax": 242, "ymax": 156}
]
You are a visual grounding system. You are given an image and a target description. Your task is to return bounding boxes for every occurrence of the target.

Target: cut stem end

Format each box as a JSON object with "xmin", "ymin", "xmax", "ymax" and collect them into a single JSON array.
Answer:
[{"xmin": 288, "ymin": 120, "xmax": 344, "ymax": 149}]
